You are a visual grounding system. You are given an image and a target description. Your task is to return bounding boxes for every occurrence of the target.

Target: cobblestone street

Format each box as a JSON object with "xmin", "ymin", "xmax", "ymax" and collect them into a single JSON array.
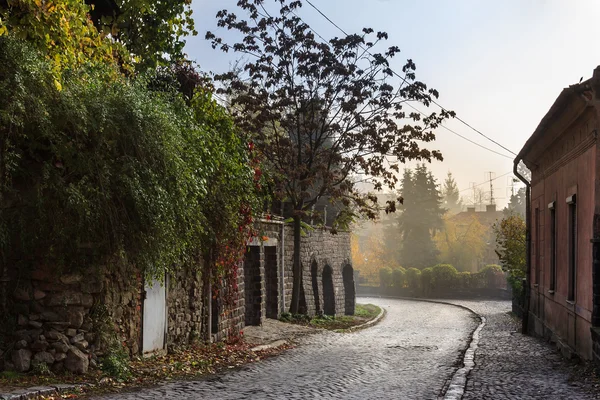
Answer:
[
  {"xmin": 443, "ymin": 299, "xmax": 600, "ymax": 400},
  {"xmin": 94, "ymin": 298, "xmax": 476, "ymax": 399},
  {"xmin": 91, "ymin": 298, "xmax": 600, "ymax": 399}
]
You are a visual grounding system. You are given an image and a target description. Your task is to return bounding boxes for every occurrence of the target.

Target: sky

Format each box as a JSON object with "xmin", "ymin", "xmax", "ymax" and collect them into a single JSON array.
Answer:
[{"xmin": 186, "ymin": 0, "xmax": 600, "ymax": 209}]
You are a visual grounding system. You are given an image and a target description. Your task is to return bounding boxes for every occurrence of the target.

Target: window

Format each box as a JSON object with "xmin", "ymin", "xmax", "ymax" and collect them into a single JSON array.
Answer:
[
  {"xmin": 535, "ymin": 207, "xmax": 540, "ymax": 285},
  {"xmin": 548, "ymin": 201, "xmax": 556, "ymax": 292},
  {"xmin": 567, "ymin": 195, "xmax": 577, "ymax": 302}
]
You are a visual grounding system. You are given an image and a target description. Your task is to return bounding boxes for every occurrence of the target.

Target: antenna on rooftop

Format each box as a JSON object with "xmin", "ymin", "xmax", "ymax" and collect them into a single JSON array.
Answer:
[{"xmin": 486, "ymin": 172, "xmax": 496, "ymax": 205}]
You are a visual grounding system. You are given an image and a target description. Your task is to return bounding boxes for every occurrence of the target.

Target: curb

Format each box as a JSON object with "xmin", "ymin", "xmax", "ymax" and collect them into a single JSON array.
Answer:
[
  {"xmin": 343, "ymin": 306, "xmax": 386, "ymax": 333},
  {"xmin": 0, "ymin": 383, "xmax": 85, "ymax": 400},
  {"xmin": 250, "ymin": 339, "xmax": 288, "ymax": 352},
  {"xmin": 359, "ymin": 295, "xmax": 485, "ymax": 400},
  {"xmin": 249, "ymin": 306, "xmax": 386, "ymax": 350}
]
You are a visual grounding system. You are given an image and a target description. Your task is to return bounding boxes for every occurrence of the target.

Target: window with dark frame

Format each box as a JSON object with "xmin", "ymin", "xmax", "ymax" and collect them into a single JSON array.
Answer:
[
  {"xmin": 535, "ymin": 207, "xmax": 540, "ymax": 285},
  {"xmin": 548, "ymin": 201, "xmax": 556, "ymax": 292},
  {"xmin": 567, "ymin": 195, "xmax": 577, "ymax": 302}
]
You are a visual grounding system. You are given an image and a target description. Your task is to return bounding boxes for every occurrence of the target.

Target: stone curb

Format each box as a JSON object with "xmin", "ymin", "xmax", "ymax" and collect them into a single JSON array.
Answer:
[
  {"xmin": 342, "ymin": 306, "xmax": 386, "ymax": 333},
  {"xmin": 249, "ymin": 339, "xmax": 288, "ymax": 352},
  {"xmin": 0, "ymin": 383, "xmax": 85, "ymax": 400},
  {"xmin": 359, "ymin": 295, "xmax": 485, "ymax": 400}
]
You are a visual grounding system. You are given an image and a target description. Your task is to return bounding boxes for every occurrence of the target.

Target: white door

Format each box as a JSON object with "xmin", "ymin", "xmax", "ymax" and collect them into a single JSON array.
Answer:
[{"xmin": 143, "ymin": 279, "xmax": 167, "ymax": 354}]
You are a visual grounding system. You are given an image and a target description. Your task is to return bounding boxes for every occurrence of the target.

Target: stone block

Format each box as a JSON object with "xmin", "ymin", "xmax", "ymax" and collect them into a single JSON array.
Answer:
[
  {"xmin": 54, "ymin": 352, "xmax": 67, "ymax": 362},
  {"xmin": 65, "ymin": 347, "xmax": 89, "ymax": 374},
  {"xmin": 31, "ymin": 340, "xmax": 49, "ymax": 352},
  {"xmin": 33, "ymin": 351, "xmax": 55, "ymax": 365},
  {"xmin": 47, "ymin": 292, "xmax": 82, "ymax": 307},
  {"xmin": 74, "ymin": 340, "xmax": 89, "ymax": 351},
  {"xmin": 81, "ymin": 294, "xmax": 94, "ymax": 308},
  {"xmin": 65, "ymin": 329, "xmax": 77, "ymax": 339},
  {"xmin": 15, "ymin": 340, "xmax": 28, "ymax": 350},
  {"xmin": 70, "ymin": 333, "xmax": 85, "ymax": 344},
  {"xmin": 34, "ymin": 290, "xmax": 47, "ymax": 300},
  {"xmin": 41, "ymin": 311, "xmax": 60, "ymax": 322},
  {"xmin": 12, "ymin": 349, "xmax": 32, "ymax": 372},
  {"xmin": 66, "ymin": 309, "xmax": 85, "ymax": 328},
  {"xmin": 52, "ymin": 342, "xmax": 70, "ymax": 353},
  {"xmin": 28, "ymin": 321, "xmax": 43, "ymax": 329},
  {"xmin": 60, "ymin": 274, "xmax": 83, "ymax": 285}
]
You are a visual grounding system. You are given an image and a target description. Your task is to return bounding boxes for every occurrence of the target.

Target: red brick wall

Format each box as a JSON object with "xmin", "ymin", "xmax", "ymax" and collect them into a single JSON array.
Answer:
[{"xmin": 528, "ymin": 106, "xmax": 597, "ymax": 359}]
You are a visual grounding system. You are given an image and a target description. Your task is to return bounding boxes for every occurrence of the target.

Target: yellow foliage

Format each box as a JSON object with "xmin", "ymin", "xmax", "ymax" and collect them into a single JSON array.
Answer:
[
  {"xmin": 0, "ymin": 0, "xmax": 129, "ymax": 81},
  {"xmin": 434, "ymin": 214, "xmax": 488, "ymax": 272},
  {"xmin": 351, "ymin": 233, "xmax": 389, "ymax": 284}
]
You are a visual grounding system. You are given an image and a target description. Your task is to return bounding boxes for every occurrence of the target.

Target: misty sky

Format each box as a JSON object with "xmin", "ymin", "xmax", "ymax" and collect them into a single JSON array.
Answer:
[{"xmin": 186, "ymin": 0, "xmax": 600, "ymax": 208}]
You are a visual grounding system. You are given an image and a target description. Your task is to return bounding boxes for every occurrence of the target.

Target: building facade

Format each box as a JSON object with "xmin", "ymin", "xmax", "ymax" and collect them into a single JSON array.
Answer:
[{"xmin": 517, "ymin": 66, "xmax": 600, "ymax": 361}]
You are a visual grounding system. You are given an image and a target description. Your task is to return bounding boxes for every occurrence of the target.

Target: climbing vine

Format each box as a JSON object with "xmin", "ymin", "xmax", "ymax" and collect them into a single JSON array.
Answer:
[{"xmin": 0, "ymin": 36, "xmax": 266, "ymax": 285}]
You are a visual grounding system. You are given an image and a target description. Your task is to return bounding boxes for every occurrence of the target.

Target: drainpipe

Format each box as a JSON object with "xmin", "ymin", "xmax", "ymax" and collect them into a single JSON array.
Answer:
[
  {"xmin": 280, "ymin": 220, "xmax": 286, "ymax": 315},
  {"xmin": 514, "ymin": 160, "xmax": 531, "ymax": 335}
]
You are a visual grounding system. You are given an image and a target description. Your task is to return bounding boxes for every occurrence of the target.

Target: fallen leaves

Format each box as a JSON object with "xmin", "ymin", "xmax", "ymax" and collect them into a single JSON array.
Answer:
[{"xmin": 3, "ymin": 340, "xmax": 292, "ymax": 399}]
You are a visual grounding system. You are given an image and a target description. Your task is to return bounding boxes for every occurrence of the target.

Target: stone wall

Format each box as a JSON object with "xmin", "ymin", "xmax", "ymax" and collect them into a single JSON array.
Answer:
[
  {"xmin": 1, "ymin": 264, "xmax": 110, "ymax": 374},
  {"xmin": 0, "ymin": 220, "xmax": 355, "ymax": 374},
  {"xmin": 0, "ymin": 260, "xmax": 209, "ymax": 374},
  {"xmin": 260, "ymin": 221, "xmax": 353, "ymax": 317},
  {"xmin": 166, "ymin": 267, "xmax": 202, "ymax": 349}
]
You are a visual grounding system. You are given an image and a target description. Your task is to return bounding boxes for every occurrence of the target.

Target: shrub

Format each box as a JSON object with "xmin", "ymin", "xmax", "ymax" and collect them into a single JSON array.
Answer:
[
  {"xmin": 459, "ymin": 271, "xmax": 473, "ymax": 289},
  {"xmin": 101, "ymin": 342, "xmax": 131, "ymax": 381},
  {"xmin": 405, "ymin": 268, "xmax": 421, "ymax": 290},
  {"xmin": 392, "ymin": 267, "xmax": 406, "ymax": 288},
  {"xmin": 379, "ymin": 267, "xmax": 393, "ymax": 288},
  {"xmin": 421, "ymin": 267, "xmax": 434, "ymax": 293},
  {"xmin": 480, "ymin": 264, "xmax": 505, "ymax": 289},
  {"xmin": 431, "ymin": 264, "xmax": 459, "ymax": 289}
]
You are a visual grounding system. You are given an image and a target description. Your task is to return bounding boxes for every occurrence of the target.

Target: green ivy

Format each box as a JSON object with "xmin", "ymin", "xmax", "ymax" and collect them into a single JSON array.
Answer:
[{"xmin": 0, "ymin": 36, "xmax": 264, "ymax": 282}]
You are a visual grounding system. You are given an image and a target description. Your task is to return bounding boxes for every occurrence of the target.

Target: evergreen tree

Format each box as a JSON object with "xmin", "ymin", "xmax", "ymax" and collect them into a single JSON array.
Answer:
[
  {"xmin": 442, "ymin": 172, "xmax": 462, "ymax": 214},
  {"xmin": 396, "ymin": 164, "xmax": 444, "ymax": 268},
  {"xmin": 504, "ymin": 187, "xmax": 526, "ymax": 217}
]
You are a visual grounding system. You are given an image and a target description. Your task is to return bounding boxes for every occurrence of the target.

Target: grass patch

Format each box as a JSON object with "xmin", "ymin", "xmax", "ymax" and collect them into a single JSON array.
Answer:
[
  {"xmin": 354, "ymin": 304, "xmax": 380, "ymax": 319},
  {"xmin": 279, "ymin": 303, "xmax": 382, "ymax": 331}
]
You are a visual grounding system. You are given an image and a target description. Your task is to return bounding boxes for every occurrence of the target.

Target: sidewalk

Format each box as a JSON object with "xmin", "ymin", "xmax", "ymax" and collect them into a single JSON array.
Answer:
[
  {"xmin": 243, "ymin": 318, "xmax": 319, "ymax": 350},
  {"xmin": 0, "ymin": 320, "xmax": 321, "ymax": 400},
  {"xmin": 443, "ymin": 299, "xmax": 600, "ymax": 399}
]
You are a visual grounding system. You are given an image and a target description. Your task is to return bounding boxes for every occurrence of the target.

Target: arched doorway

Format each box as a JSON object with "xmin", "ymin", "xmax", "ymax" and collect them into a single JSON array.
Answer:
[
  {"xmin": 342, "ymin": 264, "xmax": 356, "ymax": 315},
  {"xmin": 311, "ymin": 261, "xmax": 321, "ymax": 315},
  {"xmin": 322, "ymin": 265, "xmax": 335, "ymax": 316},
  {"xmin": 244, "ymin": 246, "xmax": 262, "ymax": 326}
]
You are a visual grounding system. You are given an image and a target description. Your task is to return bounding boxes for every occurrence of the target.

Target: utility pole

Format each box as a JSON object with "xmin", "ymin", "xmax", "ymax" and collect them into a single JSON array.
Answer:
[{"xmin": 486, "ymin": 172, "xmax": 496, "ymax": 205}]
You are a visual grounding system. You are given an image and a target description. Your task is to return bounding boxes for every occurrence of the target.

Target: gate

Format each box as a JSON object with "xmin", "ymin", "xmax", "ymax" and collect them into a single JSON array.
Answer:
[{"xmin": 143, "ymin": 279, "xmax": 167, "ymax": 355}]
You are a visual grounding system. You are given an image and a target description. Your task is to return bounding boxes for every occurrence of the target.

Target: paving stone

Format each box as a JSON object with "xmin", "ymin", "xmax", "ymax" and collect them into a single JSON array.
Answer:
[
  {"xmin": 91, "ymin": 298, "xmax": 476, "ymax": 399},
  {"xmin": 442, "ymin": 299, "xmax": 600, "ymax": 400}
]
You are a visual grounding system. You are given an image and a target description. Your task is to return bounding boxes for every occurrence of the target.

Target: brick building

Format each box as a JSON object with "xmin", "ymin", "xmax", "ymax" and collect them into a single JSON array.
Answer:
[{"xmin": 516, "ymin": 66, "xmax": 600, "ymax": 361}]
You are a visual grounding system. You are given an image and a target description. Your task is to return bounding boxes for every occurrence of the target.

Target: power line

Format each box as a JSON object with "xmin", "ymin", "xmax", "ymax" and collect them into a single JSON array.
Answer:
[
  {"xmin": 287, "ymin": 5, "xmax": 514, "ymax": 161},
  {"xmin": 214, "ymin": 3, "xmax": 516, "ymax": 163},
  {"xmin": 304, "ymin": 0, "xmax": 518, "ymax": 157},
  {"xmin": 404, "ymin": 103, "xmax": 514, "ymax": 160}
]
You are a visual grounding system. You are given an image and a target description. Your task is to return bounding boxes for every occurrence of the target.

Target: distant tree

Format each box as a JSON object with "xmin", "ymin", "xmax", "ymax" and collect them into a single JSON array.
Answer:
[
  {"xmin": 504, "ymin": 187, "xmax": 526, "ymax": 218},
  {"xmin": 494, "ymin": 215, "xmax": 526, "ymax": 296},
  {"xmin": 351, "ymin": 233, "xmax": 386, "ymax": 285},
  {"xmin": 434, "ymin": 214, "xmax": 487, "ymax": 272},
  {"xmin": 207, "ymin": 0, "xmax": 453, "ymax": 313},
  {"xmin": 442, "ymin": 172, "xmax": 462, "ymax": 214},
  {"xmin": 396, "ymin": 165, "xmax": 444, "ymax": 268}
]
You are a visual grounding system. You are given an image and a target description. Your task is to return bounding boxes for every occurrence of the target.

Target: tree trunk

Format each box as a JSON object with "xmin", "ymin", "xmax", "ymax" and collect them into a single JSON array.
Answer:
[{"xmin": 289, "ymin": 214, "xmax": 303, "ymax": 314}]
